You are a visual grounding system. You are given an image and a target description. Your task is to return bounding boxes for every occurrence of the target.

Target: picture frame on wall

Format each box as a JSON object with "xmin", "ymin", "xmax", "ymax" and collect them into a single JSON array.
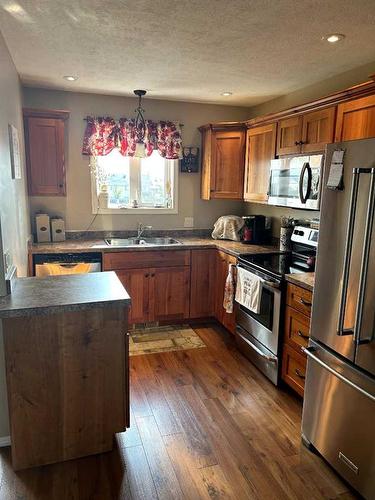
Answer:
[
  {"xmin": 8, "ymin": 124, "xmax": 22, "ymax": 180},
  {"xmin": 180, "ymin": 146, "xmax": 199, "ymax": 173}
]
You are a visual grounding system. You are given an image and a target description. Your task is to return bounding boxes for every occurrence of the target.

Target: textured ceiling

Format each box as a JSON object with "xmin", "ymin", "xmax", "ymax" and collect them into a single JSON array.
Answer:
[{"xmin": 0, "ymin": 0, "xmax": 375, "ymax": 106}]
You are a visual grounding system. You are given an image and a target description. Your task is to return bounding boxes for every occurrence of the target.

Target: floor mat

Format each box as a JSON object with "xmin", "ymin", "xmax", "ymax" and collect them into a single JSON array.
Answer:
[{"xmin": 129, "ymin": 324, "xmax": 206, "ymax": 356}]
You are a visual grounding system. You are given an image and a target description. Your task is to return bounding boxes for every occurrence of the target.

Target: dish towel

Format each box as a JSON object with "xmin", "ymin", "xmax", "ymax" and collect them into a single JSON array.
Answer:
[
  {"xmin": 235, "ymin": 267, "xmax": 263, "ymax": 314},
  {"xmin": 223, "ymin": 264, "xmax": 236, "ymax": 313}
]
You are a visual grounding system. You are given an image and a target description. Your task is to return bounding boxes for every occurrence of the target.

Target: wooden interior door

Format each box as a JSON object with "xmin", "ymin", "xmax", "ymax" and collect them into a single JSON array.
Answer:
[
  {"xmin": 215, "ymin": 252, "xmax": 237, "ymax": 334},
  {"xmin": 190, "ymin": 249, "xmax": 217, "ymax": 318},
  {"xmin": 244, "ymin": 123, "xmax": 276, "ymax": 202},
  {"xmin": 276, "ymin": 116, "xmax": 303, "ymax": 156},
  {"xmin": 151, "ymin": 266, "xmax": 190, "ymax": 322},
  {"xmin": 25, "ymin": 117, "xmax": 65, "ymax": 196},
  {"xmin": 335, "ymin": 94, "xmax": 375, "ymax": 142},
  {"xmin": 301, "ymin": 107, "xmax": 336, "ymax": 153},
  {"xmin": 116, "ymin": 269, "xmax": 150, "ymax": 324},
  {"xmin": 211, "ymin": 130, "xmax": 245, "ymax": 199}
]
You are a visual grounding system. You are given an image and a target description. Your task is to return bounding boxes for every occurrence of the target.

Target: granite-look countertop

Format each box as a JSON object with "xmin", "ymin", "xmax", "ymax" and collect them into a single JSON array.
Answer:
[
  {"xmin": 285, "ymin": 272, "xmax": 315, "ymax": 292},
  {"xmin": 30, "ymin": 237, "xmax": 279, "ymax": 258},
  {"xmin": 0, "ymin": 271, "xmax": 131, "ymax": 318}
]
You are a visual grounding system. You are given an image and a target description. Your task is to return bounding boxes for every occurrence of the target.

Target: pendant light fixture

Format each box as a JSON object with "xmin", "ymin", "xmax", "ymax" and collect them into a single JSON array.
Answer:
[{"xmin": 133, "ymin": 89, "xmax": 147, "ymax": 158}]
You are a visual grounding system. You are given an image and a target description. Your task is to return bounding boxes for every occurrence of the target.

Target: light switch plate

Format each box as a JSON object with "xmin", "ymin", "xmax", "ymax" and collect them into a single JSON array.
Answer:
[{"xmin": 184, "ymin": 217, "xmax": 194, "ymax": 228}]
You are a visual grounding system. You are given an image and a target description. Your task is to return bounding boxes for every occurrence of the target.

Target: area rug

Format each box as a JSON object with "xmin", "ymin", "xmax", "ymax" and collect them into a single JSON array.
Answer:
[{"xmin": 129, "ymin": 324, "xmax": 206, "ymax": 356}]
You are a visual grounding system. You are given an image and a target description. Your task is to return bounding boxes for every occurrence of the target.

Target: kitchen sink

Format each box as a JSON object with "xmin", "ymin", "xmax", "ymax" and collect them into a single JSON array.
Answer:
[{"xmin": 105, "ymin": 237, "xmax": 182, "ymax": 247}]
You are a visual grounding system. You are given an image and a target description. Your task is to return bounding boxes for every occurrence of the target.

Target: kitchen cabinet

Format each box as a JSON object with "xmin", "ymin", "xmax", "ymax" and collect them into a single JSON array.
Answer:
[
  {"xmin": 335, "ymin": 94, "xmax": 375, "ymax": 142},
  {"xmin": 23, "ymin": 108, "xmax": 69, "ymax": 196},
  {"xmin": 276, "ymin": 107, "xmax": 335, "ymax": 156},
  {"xmin": 215, "ymin": 251, "xmax": 237, "ymax": 334},
  {"xmin": 244, "ymin": 123, "xmax": 276, "ymax": 203},
  {"xmin": 200, "ymin": 124, "xmax": 246, "ymax": 200},
  {"xmin": 281, "ymin": 283, "xmax": 313, "ymax": 396},
  {"xmin": 104, "ymin": 251, "xmax": 191, "ymax": 324},
  {"xmin": 190, "ymin": 249, "xmax": 217, "ymax": 318}
]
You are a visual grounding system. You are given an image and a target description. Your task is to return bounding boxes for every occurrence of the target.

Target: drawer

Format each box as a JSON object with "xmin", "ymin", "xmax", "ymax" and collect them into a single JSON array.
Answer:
[
  {"xmin": 284, "ymin": 306, "xmax": 310, "ymax": 351},
  {"xmin": 282, "ymin": 344, "xmax": 307, "ymax": 397},
  {"xmin": 103, "ymin": 250, "xmax": 191, "ymax": 270},
  {"xmin": 286, "ymin": 283, "xmax": 313, "ymax": 317}
]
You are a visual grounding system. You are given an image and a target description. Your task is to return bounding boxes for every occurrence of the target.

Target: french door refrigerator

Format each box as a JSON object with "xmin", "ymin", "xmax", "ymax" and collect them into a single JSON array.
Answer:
[{"xmin": 302, "ymin": 138, "xmax": 375, "ymax": 499}]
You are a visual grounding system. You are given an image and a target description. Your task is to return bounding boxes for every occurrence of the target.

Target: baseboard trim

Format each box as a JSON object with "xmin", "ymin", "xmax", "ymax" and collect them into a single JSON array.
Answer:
[{"xmin": 0, "ymin": 436, "xmax": 11, "ymax": 447}]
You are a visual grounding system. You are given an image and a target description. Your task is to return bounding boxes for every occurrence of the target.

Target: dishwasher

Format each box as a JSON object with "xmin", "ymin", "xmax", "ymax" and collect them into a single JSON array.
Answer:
[{"xmin": 33, "ymin": 253, "xmax": 102, "ymax": 277}]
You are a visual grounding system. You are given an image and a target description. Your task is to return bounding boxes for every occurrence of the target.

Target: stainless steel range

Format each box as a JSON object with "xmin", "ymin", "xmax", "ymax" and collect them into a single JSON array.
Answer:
[{"xmin": 235, "ymin": 226, "xmax": 319, "ymax": 385}]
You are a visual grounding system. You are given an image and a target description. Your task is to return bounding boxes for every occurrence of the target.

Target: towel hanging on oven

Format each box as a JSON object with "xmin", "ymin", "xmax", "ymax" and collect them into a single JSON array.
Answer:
[
  {"xmin": 235, "ymin": 267, "xmax": 264, "ymax": 314},
  {"xmin": 223, "ymin": 264, "xmax": 236, "ymax": 313}
]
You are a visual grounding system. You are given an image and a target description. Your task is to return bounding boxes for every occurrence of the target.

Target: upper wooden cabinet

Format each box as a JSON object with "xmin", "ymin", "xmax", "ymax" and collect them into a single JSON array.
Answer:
[
  {"xmin": 335, "ymin": 94, "xmax": 375, "ymax": 142},
  {"xmin": 23, "ymin": 109, "xmax": 69, "ymax": 196},
  {"xmin": 199, "ymin": 124, "xmax": 246, "ymax": 200},
  {"xmin": 244, "ymin": 123, "xmax": 276, "ymax": 203},
  {"xmin": 276, "ymin": 107, "xmax": 335, "ymax": 156}
]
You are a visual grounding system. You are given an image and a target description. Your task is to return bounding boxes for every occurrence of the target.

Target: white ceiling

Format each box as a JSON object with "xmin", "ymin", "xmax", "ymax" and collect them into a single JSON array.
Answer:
[{"xmin": 0, "ymin": 0, "xmax": 375, "ymax": 106}]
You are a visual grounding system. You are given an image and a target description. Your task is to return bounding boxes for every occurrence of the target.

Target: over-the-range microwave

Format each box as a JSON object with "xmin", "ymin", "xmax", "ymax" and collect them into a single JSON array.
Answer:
[{"xmin": 268, "ymin": 154, "xmax": 323, "ymax": 210}]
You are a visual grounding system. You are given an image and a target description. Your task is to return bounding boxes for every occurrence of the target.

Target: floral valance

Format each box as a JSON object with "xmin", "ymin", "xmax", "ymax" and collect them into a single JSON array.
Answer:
[{"xmin": 82, "ymin": 117, "xmax": 182, "ymax": 159}]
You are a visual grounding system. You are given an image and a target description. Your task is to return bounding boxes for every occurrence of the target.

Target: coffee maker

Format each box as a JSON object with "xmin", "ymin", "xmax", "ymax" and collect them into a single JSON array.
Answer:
[{"xmin": 242, "ymin": 215, "xmax": 272, "ymax": 244}]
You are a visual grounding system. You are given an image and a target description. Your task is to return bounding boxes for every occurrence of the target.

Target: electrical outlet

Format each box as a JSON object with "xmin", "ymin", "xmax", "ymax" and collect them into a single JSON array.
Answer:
[{"xmin": 184, "ymin": 217, "xmax": 194, "ymax": 228}]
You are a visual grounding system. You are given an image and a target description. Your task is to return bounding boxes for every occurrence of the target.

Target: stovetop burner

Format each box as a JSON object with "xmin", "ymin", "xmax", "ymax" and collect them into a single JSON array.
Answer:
[{"xmin": 238, "ymin": 251, "xmax": 315, "ymax": 279}]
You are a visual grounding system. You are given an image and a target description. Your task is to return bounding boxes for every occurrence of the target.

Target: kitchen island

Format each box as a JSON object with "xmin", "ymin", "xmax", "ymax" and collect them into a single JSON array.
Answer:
[{"xmin": 0, "ymin": 272, "xmax": 130, "ymax": 470}]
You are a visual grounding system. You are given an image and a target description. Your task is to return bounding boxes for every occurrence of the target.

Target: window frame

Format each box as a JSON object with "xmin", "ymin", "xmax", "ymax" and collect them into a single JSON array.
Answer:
[{"xmin": 90, "ymin": 152, "xmax": 179, "ymax": 215}]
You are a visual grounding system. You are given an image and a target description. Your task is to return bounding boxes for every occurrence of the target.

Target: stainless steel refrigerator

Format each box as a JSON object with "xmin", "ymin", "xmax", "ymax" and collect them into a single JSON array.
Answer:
[{"xmin": 302, "ymin": 138, "xmax": 375, "ymax": 499}]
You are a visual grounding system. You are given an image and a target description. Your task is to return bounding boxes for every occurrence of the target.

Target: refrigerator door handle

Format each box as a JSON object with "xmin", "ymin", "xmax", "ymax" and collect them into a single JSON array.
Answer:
[
  {"xmin": 353, "ymin": 167, "xmax": 375, "ymax": 345},
  {"xmin": 299, "ymin": 162, "xmax": 312, "ymax": 204},
  {"xmin": 337, "ymin": 168, "xmax": 360, "ymax": 336},
  {"xmin": 303, "ymin": 346, "xmax": 375, "ymax": 402}
]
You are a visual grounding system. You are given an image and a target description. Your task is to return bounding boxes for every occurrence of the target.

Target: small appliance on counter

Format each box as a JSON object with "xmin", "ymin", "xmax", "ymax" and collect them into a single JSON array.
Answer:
[
  {"xmin": 35, "ymin": 214, "xmax": 51, "ymax": 243},
  {"xmin": 241, "ymin": 215, "xmax": 272, "ymax": 245},
  {"xmin": 212, "ymin": 215, "xmax": 244, "ymax": 241},
  {"xmin": 234, "ymin": 225, "xmax": 319, "ymax": 386},
  {"xmin": 51, "ymin": 218, "xmax": 66, "ymax": 242}
]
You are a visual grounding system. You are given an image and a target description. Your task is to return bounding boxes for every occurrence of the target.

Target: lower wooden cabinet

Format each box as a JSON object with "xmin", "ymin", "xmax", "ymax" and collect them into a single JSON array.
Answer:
[
  {"xmin": 190, "ymin": 249, "xmax": 217, "ymax": 318},
  {"xmin": 116, "ymin": 269, "xmax": 150, "ymax": 323},
  {"xmin": 282, "ymin": 344, "xmax": 307, "ymax": 397}
]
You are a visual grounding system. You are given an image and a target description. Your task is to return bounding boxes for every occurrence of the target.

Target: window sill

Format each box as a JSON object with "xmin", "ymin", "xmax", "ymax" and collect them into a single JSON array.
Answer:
[{"xmin": 93, "ymin": 207, "xmax": 178, "ymax": 215}]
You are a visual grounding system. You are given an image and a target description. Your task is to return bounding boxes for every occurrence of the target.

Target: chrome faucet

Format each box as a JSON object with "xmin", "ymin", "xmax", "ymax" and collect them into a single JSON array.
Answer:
[{"xmin": 137, "ymin": 222, "xmax": 152, "ymax": 239}]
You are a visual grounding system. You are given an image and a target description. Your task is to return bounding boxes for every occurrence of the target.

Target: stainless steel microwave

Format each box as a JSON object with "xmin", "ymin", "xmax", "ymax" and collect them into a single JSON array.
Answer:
[{"xmin": 268, "ymin": 154, "xmax": 323, "ymax": 210}]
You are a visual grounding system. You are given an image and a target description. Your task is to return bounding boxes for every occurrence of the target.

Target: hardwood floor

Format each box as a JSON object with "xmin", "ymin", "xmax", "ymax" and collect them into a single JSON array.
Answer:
[{"xmin": 0, "ymin": 324, "xmax": 357, "ymax": 499}]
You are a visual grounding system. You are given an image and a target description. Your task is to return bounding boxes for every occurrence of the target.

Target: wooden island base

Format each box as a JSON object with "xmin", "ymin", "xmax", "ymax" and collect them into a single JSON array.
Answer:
[{"xmin": 2, "ymin": 306, "xmax": 129, "ymax": 470}]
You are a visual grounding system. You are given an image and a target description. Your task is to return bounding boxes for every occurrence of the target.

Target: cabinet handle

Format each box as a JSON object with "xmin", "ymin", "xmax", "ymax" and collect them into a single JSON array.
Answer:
[
  {"xmin": 294, "ymin": 368, "xmax": 305, "ymax": 380},
  {"xmin": 297, "ymin": 330, "xmax": 309, "ymax": 339},
  {"xmin": 294, "ymin": 141, "xmax": 300, "ymax": 146},
  {"xmin": 145, "ymin": 273, "xmax": 149, "ymax": 277},
  {"xmin": 151, "ymin": 273, "xmax": 155, "ymax": 277},
  {"xmin": 59, "ymin": 183, "xmax": 64, "ymax": 188},
  {"xmin": 299, "ymin": 297, "xmax": 312, "ymax": 307}
]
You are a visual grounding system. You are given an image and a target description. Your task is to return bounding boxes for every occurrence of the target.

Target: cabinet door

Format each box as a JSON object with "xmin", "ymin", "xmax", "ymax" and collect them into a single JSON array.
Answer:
[
  {"xmin": 190, "ymin": 249, "xmax": 216, "ymax": 318},
  {"xmin": 301, "ymin": 107, "xmax": 336, "ymax": 153},
  {"xmin": 151, "ymin": 266, "xmax": 190, "ymax": 322},
  {"xmin": 25, "ymin": 117, "xmax": 66, "ymax": 196},
  {"xmin": 335, "ymin": 94, "xmax": 375, "ymax": 142},
  {"xmin": 116, "ymin": 269, "xmax": 150, "ymax": 324},
  {"xmin": 244, "ymin": 123, "xmax": 276, "ymax": 202},
  {"xmin": 210, "ymin": 130, "xmax": 245, "ymax": 199},
  {"xmin": 215, "ymin": 252, "xmax": 237, "ymax": 334},
  {"xmin": 276, "ymin": 116, "xmax": 303, "ymax": 156},
  {"xmin": 200, "ymin": 128, "xmax": 213, "ymax": 200}
]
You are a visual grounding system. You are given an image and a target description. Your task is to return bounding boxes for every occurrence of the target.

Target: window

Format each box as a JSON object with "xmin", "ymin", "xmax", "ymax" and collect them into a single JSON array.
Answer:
[{"xmin": 91, "ymin": 149, "xmax": 177, "ymax": 213}]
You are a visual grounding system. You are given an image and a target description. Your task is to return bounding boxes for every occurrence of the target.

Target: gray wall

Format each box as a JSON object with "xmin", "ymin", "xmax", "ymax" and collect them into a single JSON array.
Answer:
[
  {"xmin": 0, "ymin": 32, "xmax": 30, "ymax": 439},
  {"xmin": 23, "ymin": 88, "xmax": 251, "ymax": 233}
]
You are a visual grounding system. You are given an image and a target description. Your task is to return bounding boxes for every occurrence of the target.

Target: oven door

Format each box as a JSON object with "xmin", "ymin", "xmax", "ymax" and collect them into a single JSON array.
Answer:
[
  {"xmin": 268, "ymin": 154, "xmax": 323, "ymax": 210},
  {"xmin": 235, "ymin": 265, "xmax": 281, "ymax": 355}
]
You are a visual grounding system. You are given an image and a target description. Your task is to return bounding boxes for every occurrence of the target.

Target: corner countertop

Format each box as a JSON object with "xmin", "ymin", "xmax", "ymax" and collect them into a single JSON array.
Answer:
[
  {"xmin": 285, "ymin": 272, "xmax": 315, "ymax": 292},
  {"xmin": 0, "ymin": 271, "xmax": 131, "ymax": 318},
  {"xmin": 30, "ymin": 237, "xmax": 279, "ymax": 258}
]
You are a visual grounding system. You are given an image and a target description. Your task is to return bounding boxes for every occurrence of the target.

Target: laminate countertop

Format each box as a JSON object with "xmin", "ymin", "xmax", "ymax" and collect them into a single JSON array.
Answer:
[
  {"xmin": 285, "ymin": 272, "xmax": 315, "ymax": 292},
  {"xmin": 0, "ymin": 271, "xmax": 131, "ymax": 318},
  {"xmin": 30, "ymin": 237, "xmax": 278, "ymax": 258}
]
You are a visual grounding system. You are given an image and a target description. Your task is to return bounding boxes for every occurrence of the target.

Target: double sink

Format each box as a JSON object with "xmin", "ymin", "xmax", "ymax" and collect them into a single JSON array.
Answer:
[{"xmin": 105, "ymin": 237, "xmax": 182, "ymax": 247}]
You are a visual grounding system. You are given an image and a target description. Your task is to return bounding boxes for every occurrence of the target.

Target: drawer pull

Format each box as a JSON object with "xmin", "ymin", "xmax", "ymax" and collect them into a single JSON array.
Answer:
[
  {"xmin": 297, "ymin": 330, "xmax": 309, "ymax": 340},
  {"xmin": 299, "ymin": 297, "xmax": 312, "ymax": 307},
  {"xmin": 294, "ymin": 368, "xmax": 305, "ymax": 380}
]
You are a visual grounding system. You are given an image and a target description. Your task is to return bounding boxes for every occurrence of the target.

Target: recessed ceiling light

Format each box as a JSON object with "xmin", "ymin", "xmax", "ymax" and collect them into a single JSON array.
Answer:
[
  {"xmin": 324, "ymin": 33, "xmax": 345, "ymax": 43},
  {"xmin": 221, "ymin": 92, "xmax": 232, "ymax": 96},
  {"xmin": 63, "ymin": 75, "xmax": 78, "ymax": 81}
]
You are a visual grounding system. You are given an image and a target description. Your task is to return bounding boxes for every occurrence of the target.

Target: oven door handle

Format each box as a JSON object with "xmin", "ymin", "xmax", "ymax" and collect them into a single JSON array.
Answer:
[{"xmin": 236, "ymin": 327, "xmax": 277, "ymax": 363}]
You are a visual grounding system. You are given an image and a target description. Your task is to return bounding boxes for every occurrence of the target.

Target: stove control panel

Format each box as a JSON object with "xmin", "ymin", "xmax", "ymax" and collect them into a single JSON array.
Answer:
[{"xmin": 291, "ymin": 226, "xmax": 319, "ymax": 248}]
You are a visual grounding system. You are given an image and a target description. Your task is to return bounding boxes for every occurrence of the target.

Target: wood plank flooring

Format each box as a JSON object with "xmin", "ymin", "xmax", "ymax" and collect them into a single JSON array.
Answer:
[{"xmin": 0, "ymin": 324, "xmax": 358, "ymax": 499}]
